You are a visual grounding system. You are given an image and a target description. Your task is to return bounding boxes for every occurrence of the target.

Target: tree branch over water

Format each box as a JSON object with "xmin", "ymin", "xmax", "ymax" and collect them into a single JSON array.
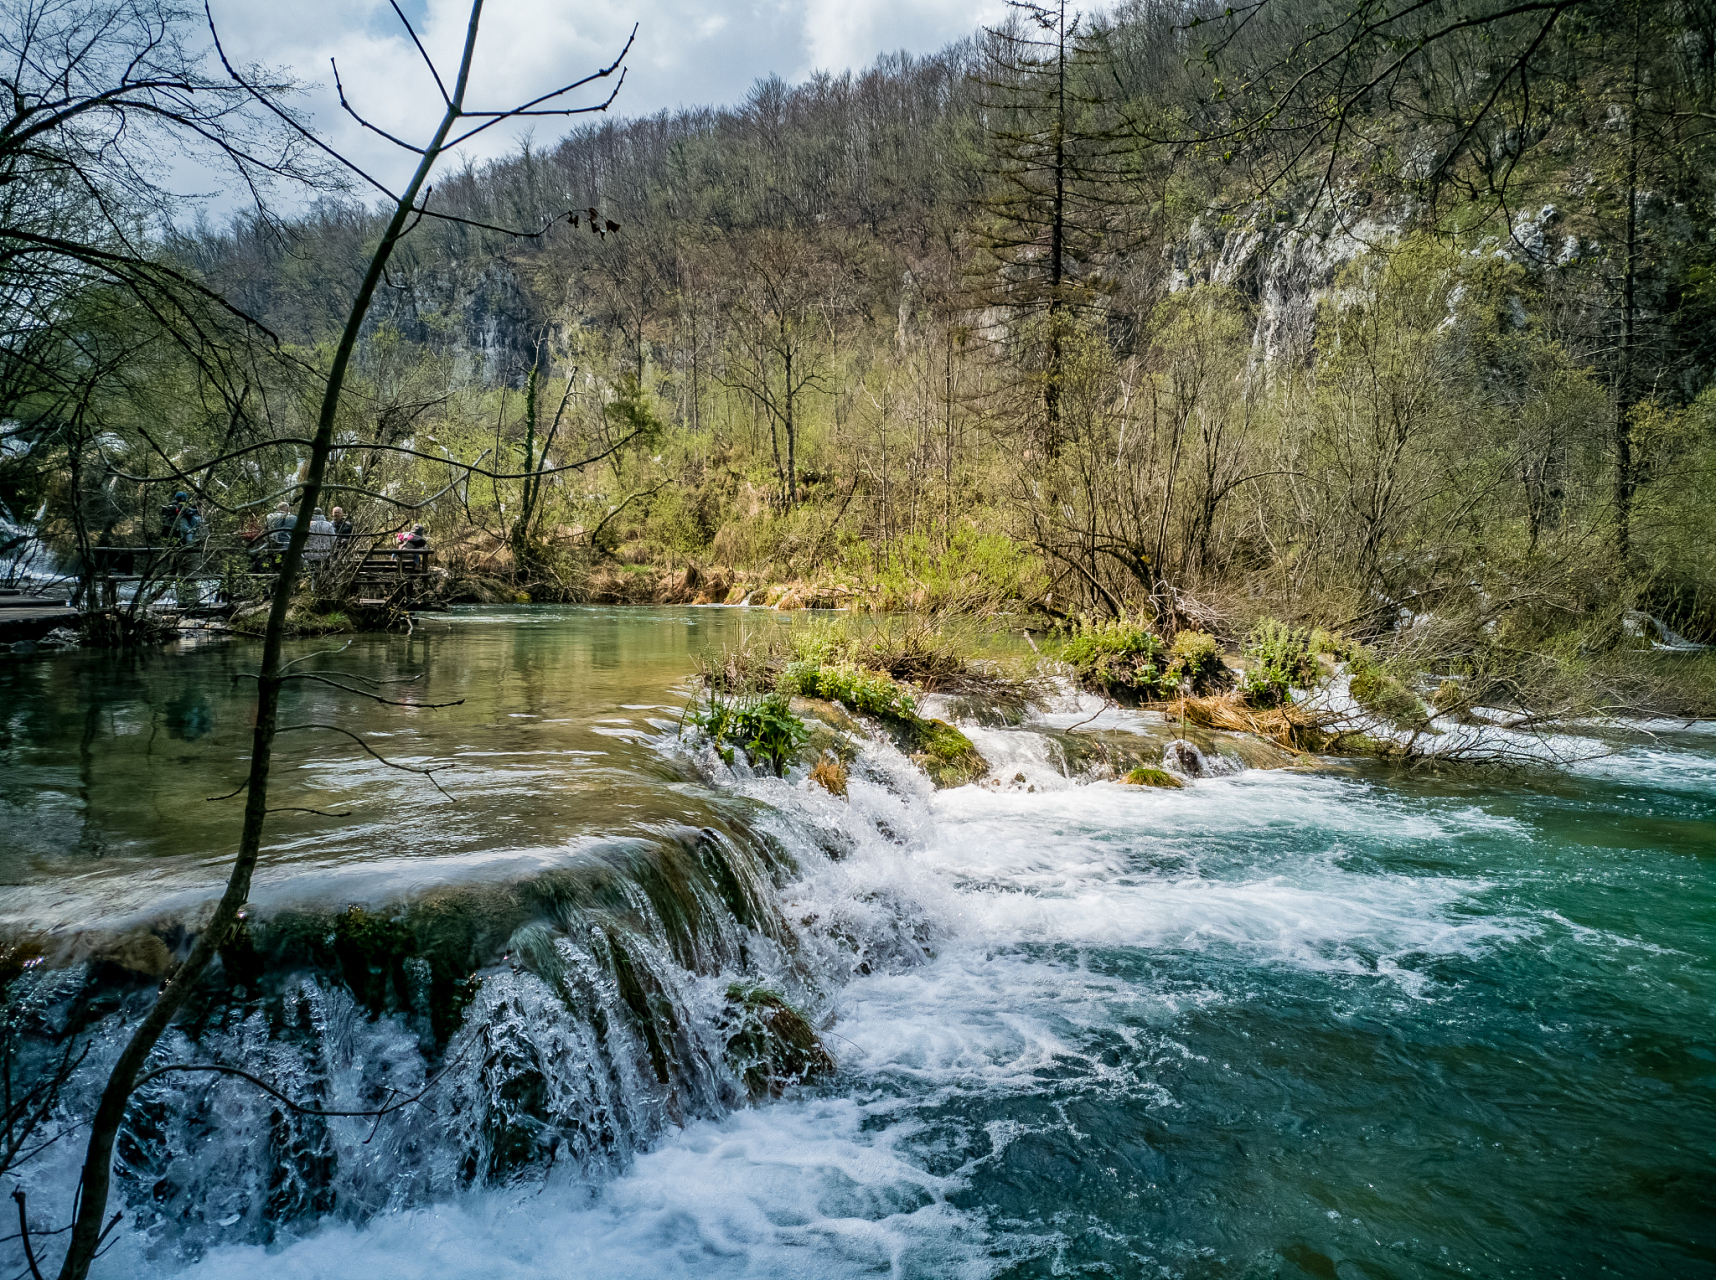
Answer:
[{"xmin": 44, "ymin": 6, "xmax": 632, "ymax": 1277}]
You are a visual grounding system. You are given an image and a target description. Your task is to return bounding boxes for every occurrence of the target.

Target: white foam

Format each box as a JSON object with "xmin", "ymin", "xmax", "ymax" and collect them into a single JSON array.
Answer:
[{"xmin": 120, "ymin": 1102, "xmax": 996, "ymax": 1280}]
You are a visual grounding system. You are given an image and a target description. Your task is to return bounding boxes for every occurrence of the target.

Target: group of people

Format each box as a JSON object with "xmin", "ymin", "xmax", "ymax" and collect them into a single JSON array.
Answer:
[
  {"xmin": 154, "ymin": 490, "xmax": 432, "ymax": 574},
  {"xmin": 246, "ymin": 502, "xmax": 429, "ymax": 570}
]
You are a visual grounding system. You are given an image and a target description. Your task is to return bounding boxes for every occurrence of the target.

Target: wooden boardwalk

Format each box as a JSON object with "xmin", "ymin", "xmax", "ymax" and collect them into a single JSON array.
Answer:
[{"xmin": 0, "ymin": 591, "xmax": 79, "ymax": 643}]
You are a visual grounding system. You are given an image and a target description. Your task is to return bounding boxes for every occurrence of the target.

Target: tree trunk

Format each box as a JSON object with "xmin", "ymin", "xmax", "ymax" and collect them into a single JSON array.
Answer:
[
  {"xmin": 1614, "ymin": 58, "xmax": 1640, "ymax": 570},
  {"xmin": 52, "ymin": 8, "xmax": 492, "ymax": 1275}
]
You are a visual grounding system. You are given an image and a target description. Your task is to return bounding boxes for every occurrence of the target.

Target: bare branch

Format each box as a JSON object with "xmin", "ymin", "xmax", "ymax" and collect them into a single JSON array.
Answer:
[{"xmin": 276, "ymin": 723, "xmax": 455, "ymax": 799}]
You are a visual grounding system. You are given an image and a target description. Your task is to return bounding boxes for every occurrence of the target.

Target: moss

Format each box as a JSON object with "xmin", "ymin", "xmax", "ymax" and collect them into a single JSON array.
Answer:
[
  {"xmin": 905, "ymin": 717, "xmax": 989, "ymax": 788},
  {"xmin": 722, "ymin": 983, "xmax": 835, "ymax": 1099},
  {"xmin": 1123, "ymin": 765, "xmax": 1184, "ymax": 788}
]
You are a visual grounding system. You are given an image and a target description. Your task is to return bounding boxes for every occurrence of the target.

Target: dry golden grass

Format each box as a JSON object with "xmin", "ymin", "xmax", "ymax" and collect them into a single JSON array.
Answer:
[
  {"xmin": 808, "ymin": 752, "xmax": 849, "ymax": 797},
  {"xmin": 1165, "ymin": 693, "xmax": 1353, "ymax": 753}
]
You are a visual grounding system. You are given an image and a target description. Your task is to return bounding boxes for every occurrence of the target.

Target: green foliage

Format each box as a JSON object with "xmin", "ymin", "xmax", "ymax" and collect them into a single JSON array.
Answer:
[
  {"xmin": 1347, "ymin": 654, "xmax": 1435, "ymax": 733},
  {"xmin": 1167, "ymin": 630, "xmax": 1224, "ymax": 693},
  {"xmin": 603, "ymin": 373, "xmax": 669, "ymax": 451},
  {"xmin": 685, "ymin": 691, "xmax": 810, "ymax": 776},
  {"xmin": 833, "ymin": 525, "xmax": 1050, "ymax": 612},
  {"xmin": 1056, "ymin": 617, "xmax": 1227, "ymax": 700},
  {"xmin": 1123, "ymin": 765, "xmax": 1183, "ymax": 789},
  {"xmin": 1309, "ymin": 628, "xmax": 1359, "ymax": 661},
  {"xmin": 779, "ymin": 659, "xmax": 918, "ymax": 719},
  {"xmin": 1240, "ymin": 620, "xmax": 1321, "ymax": 708},
  {"xmin": 1057, "ymin": 613, "xmax": 1172, "ymax": 699}
]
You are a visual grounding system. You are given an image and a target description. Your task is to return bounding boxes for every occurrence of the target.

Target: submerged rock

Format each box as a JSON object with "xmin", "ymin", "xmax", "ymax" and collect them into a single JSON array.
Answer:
[
  {"xmin": 721, "ymin": 982, "xmax": 836, "ymax": 1099},
  {"xmin": 1164, "ymin": 738, "xmax": 1207, "ymax": 777}
]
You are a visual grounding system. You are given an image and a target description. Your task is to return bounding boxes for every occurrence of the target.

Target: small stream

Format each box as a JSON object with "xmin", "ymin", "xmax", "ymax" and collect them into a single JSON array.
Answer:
[{"xmin": 1, "ymin": 606, "xmax": 1712, "ymax": 1279}]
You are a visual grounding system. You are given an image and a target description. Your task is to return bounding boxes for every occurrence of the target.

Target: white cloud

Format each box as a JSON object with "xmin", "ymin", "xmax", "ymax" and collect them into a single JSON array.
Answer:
[{"xmin": 203, "ymin": 0, "xmax": 1009, "ymax": 201}]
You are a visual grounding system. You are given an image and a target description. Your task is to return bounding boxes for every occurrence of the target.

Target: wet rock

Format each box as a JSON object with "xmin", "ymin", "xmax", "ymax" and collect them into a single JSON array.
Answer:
[
  {"xmin": 1164, "ymin": 738, "xmax": 1206, "ymax": 777},
  {"xmin": 902, "ymin": 718, "xmax": 988, "ymax": 788},
  {"xmin": 721, "ymin": 983, "xmax": 835, "ymax": 1099},
  {"xmin": 104, "ymin": 929, "xmax": 173, "ymax": 977}
]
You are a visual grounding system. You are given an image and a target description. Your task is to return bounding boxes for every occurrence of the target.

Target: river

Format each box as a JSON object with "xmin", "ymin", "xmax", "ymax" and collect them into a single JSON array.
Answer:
[{"xmin": 1, "ymin": 605, "xmax": 1711, "ymax": 1279}]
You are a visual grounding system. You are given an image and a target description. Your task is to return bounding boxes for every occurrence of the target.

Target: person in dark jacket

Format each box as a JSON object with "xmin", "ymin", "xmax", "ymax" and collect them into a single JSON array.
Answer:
[{"xmin": 161, "ymin": 492, "xmax": 203, "ymax": 545}]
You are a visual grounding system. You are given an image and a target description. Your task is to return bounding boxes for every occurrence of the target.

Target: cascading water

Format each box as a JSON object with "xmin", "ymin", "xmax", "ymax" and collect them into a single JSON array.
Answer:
[{"xmin": 2, "ymin": 606, "xmax": 1711, "ymax": 1279}]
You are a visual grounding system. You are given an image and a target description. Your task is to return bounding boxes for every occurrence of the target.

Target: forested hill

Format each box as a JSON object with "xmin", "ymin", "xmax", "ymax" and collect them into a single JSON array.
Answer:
[
  {"xmin": 194, "ymin": 47, "xmax": 986, "ymax": 364},
  {"xmin": 8, "ymin": 0, "xmax": 1716, "ymax": 709}
]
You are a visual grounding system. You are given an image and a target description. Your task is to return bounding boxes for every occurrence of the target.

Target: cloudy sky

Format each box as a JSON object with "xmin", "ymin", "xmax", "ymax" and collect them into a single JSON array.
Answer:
[{"xmin": 205, "ymin": 0, "xmax": 1008, "ymax": 195}]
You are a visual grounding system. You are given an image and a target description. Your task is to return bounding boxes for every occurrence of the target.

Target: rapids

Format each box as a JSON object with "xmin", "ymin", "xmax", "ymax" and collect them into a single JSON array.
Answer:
[{"xmin": 1, "ymin": 606, "xmax": 1711, "ymax": 1279}]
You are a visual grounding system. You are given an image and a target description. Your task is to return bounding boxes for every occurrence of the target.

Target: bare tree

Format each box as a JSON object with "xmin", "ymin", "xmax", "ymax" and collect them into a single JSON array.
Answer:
[{"xmin": 19, "ymin": 5, "xmax": 637, "ymax": 1277}]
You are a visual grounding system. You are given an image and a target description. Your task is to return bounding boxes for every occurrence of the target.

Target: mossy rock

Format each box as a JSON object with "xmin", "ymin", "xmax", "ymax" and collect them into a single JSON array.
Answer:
[
  {"xmin": 789, "ymin": 696, "xmax": 862, "ymax": 736},
  {"xmin": 1123, "ymin": 766, "xmax": 1183, "ymax": 789},
  {"xmin": 903, "ymin": 717, "xmax": 989, "ymax": 788},
  {"xmin": 723, "ymin": 983, "xmax": 835, "ymax": 1099}
]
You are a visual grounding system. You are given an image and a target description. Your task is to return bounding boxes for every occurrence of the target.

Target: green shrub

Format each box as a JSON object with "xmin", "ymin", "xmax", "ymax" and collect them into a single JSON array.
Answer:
[
  {"xmin": 1166, "ymin": 630, "xmax": 1225, "ymax": 694},
  {"xmin": 1057, "ymin": 613, "xmax": 1173, "ymax": 699},
  {"xmin": 685, "ymin": 691, "xmax": 810, "ymax": 775},
  {"xmin": 1347, "ymin": 654, "xmax": 1434, "ymax": 732},
  {"xmin": 1240, "ymin": 619, "xmax": 1320, "ymax": 708},
  {"xmin": 831, "ymin": 524, "xmax": 1050, "ymax": 612},
  {"xmin": 778, "ymin": 659, "xmax": 918, "ymax": 719},
  {"xmin": 1308, "ymin": 627, "xmax": 1359, "ymax": 661}
]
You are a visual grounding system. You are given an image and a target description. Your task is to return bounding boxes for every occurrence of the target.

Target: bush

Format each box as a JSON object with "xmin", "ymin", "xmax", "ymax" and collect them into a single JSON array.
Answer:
[
  {"xmin": 1057, "ymin": 613, "xmax": 1173, "ymax": 699},
  {"xmin": 1240, "ymin": 620, "xmax": 1321, "ymax": 708},
  {"xmin": 685, "ymin": 691, "xmax": 810, "ymax": 775},
  {"xmin": 832, "ymin": 524, "xmax": 1050, "ymax": 612},
  {"xmin": 1167, "ymin": 630, "xmax": 1225, "ymax": 694},
  {"xmin": 1348, "ymin": 657, "xmax": 1435, "ymax": 732},
  {"xmin": 779, "ymin": 659, "xmax": 918, "ymax": 719},
  {"xmin": 1059, "ymin": 616, "xmax": 1230, "ymax": 700}
]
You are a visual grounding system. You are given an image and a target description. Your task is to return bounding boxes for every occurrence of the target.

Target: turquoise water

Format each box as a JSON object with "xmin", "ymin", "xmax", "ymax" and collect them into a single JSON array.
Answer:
[{"xmin": 1, "ymin": 607, "xmax": 1711, "ymax": 1278}]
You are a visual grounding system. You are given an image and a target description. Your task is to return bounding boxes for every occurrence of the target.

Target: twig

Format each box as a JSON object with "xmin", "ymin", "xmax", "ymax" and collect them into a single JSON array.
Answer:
[{"xmin": 275, "ymin": 723, "xmax": 456, "ymax": 800}]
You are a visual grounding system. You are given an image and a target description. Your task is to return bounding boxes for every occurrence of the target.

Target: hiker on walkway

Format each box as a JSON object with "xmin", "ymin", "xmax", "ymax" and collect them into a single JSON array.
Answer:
[
  {"xmin": 161, "ymin": 492, "xmax": 203, "ymax": 546},
  {"xmin": 330, "ymin": 506, "xmax": 354, "ymax": 547},
  {"xmin": 306, "ymin": 508, "xmax": 336, "ymax": 564},
  {"xmin": 257, "ymin": 501, "xmax": 294, "ymax": 569},
  {"xmin": 398, "ymin": 523, "xmax": 428, "ymax": 570}
]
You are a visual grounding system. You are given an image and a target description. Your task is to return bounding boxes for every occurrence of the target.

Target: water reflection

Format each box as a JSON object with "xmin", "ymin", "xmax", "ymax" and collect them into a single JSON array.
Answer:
[{"xmin": 0, "ymin": 606, "xmax": 791, "ymax": 928}]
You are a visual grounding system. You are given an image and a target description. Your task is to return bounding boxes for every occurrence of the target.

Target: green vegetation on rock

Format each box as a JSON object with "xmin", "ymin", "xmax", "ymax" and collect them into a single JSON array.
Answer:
[
  {"xmin": 1058, "ymin": 615, "xmax": 1227, "ymax": 701},
  {"xmin": 1239, "ymin": 621, "xmax": 1321, "ymax": 709},
  {"xmin": 684, "ymin": 691, "xmax": 811, "ymax": 776},
  {"xmin": 1123, "ymin": 766, "xmax": 1183, "ymax": 789},
  {"xmin": 722, "ymin": 983, "xmax": 835, "ymax": 1099},
  {"xmin": 903, "ymin": 718, "xmax": 989, "ymax": 788}
]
